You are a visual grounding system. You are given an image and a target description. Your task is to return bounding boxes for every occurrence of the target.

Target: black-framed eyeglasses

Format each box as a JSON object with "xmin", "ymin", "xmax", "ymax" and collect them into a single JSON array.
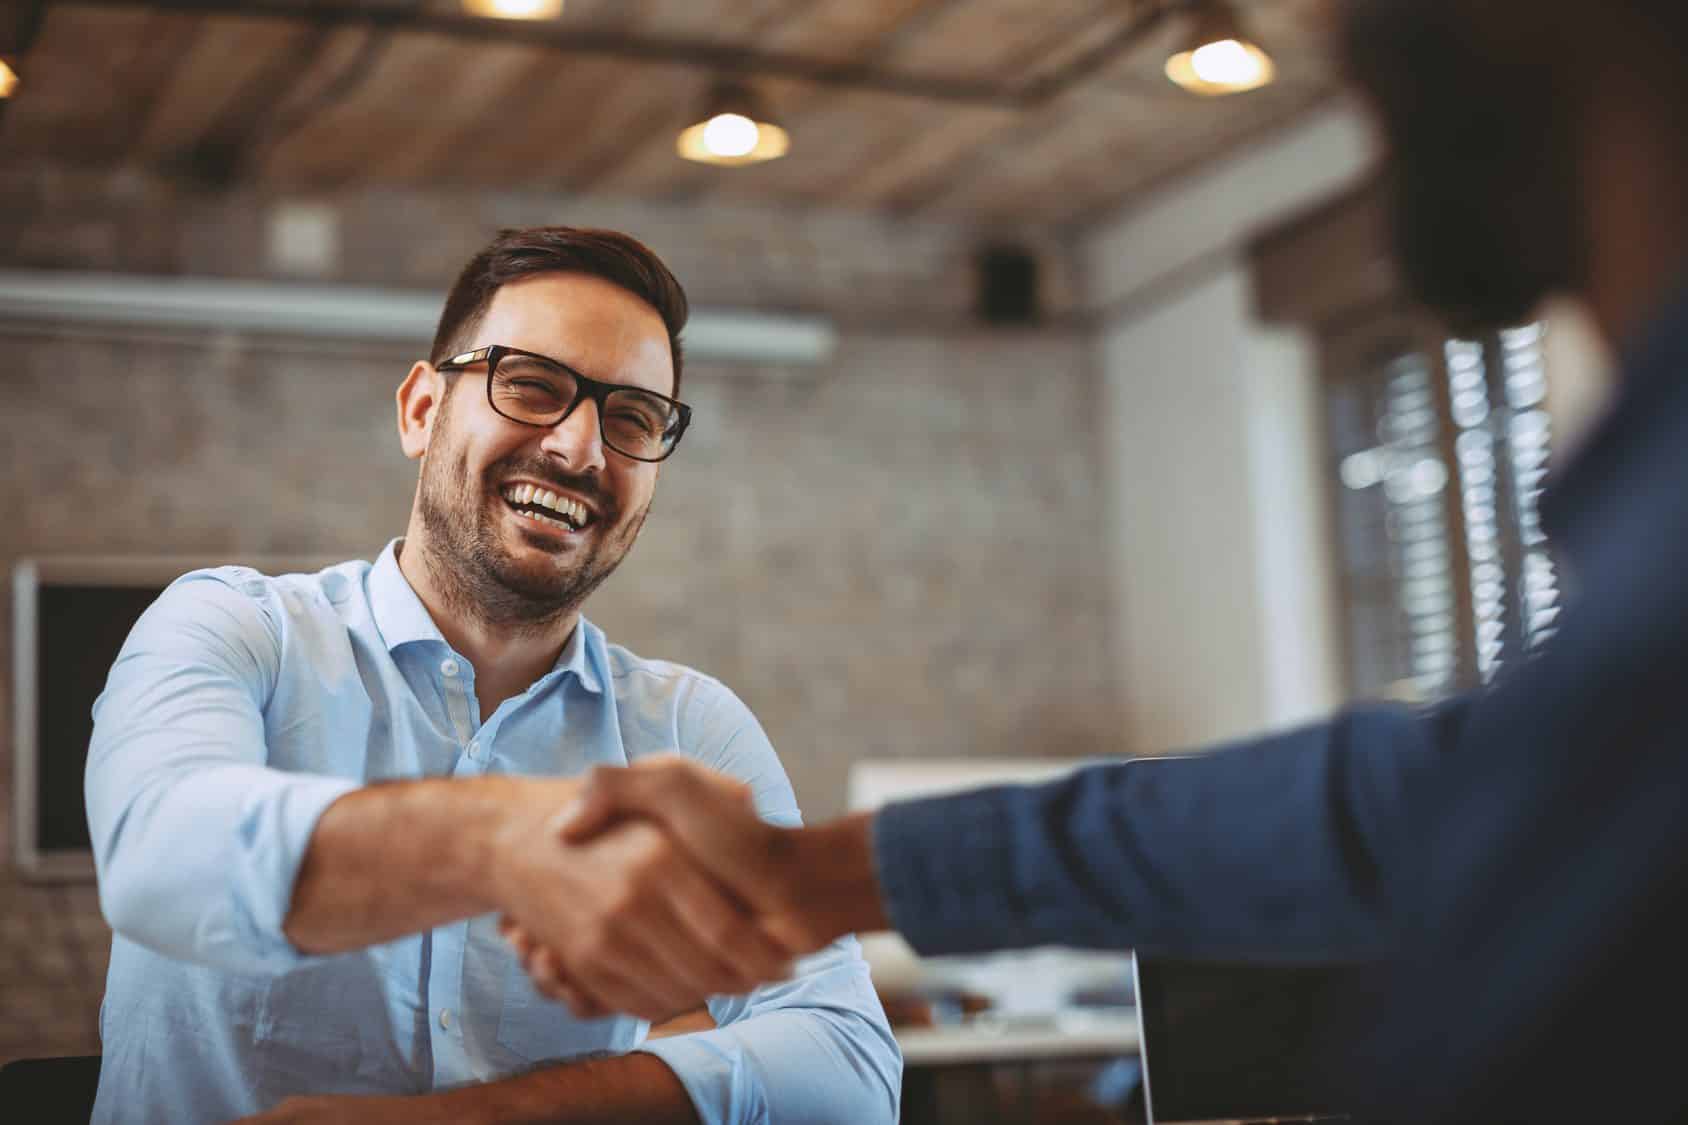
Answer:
[{"xmin": 437, "ymin": 344, "xmax": 692, "ymax": 463}]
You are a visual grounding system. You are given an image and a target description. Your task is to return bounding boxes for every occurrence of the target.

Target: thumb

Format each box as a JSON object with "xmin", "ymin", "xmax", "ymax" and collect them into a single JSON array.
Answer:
[{"xmin": 551, "ymin": 770, "xmax": 624, "ymax": 843}]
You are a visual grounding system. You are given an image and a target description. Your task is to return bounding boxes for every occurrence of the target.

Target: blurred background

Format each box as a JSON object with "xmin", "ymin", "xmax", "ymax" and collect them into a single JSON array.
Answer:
[{"xmin": 0, "ymin": 0, "xmax": 1618, "ymax": 1117}]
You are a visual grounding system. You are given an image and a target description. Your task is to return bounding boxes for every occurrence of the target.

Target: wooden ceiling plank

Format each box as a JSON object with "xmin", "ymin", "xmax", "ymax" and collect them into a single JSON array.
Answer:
[
  {"xmin": 541, "ymin": 61, "xmax": 701, "ymax": 189},
  {"xmin": 448, "ymin": 0, "xmax": 681, "ymax": 188},
  {"xmin": 88, "ymin": 8, "xmax": 203, "ymax": 164},
  {"xmin": 922, "ymin": 88, "xmax": 1186, "ymax": 218},
  {"xmin": 377, "ymin": 40, "xmax": 557, "ymax": 183},
  {"xmin": 882, "ymin": 0, "xmax": 1109, "ymax": 79},
  {"xmin": 834, "ymin": 103, "xmax": 1016, "ymax": 208},
  {"xmin": 0, "ymin": 6, "xmax": 199, "ymax": 164},
  {"xmin": 447, "ymin": 56, "xmax": 636, "ymax": 185},
  {"xmin": 620, "ymin": 0, "xmax": 808, "ymax": 42},
  {"xmin": 1050, "ymin": 84, "xmax": 1339, "ymax": 228},
  {"xmin": 130, "ymin": 17, "xmax": 319, "ymax": 166},
  {"xmin": 258, "ymin": 31, "xmax": 476, "ymax": 190}
]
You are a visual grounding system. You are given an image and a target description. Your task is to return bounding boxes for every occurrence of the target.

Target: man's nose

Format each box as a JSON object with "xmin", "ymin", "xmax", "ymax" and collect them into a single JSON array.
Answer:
[{"xmin": 539, "ymin": 395, "xmax": 607, "ymax": 473}]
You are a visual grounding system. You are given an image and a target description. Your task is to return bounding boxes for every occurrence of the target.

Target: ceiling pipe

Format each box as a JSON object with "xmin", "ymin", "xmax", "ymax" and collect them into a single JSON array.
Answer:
[{"xmin": 0, "ymin": 271, "xmax": 838, "ymax": 368}]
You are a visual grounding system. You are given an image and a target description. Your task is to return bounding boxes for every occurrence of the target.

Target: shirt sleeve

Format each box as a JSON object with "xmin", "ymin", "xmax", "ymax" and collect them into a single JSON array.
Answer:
[
  {"xmin": 871, "ymin": 698, "xmax": 1475, "ymax": 962},
  {"xmin": 84, "ymin": 570, "xmax": 360, "ymax": 974},
  {"xmin": 634, "ymin": 679, "xmax": 902, "ymax": 1125}
]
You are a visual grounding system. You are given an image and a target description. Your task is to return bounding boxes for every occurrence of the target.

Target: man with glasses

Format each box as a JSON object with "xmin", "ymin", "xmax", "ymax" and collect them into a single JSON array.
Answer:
[
  {"xmin": 504, "ymin": 1, "xmax": 1688, "ymax": 1121},
  {"xmin": 83, "ymin": 227, "xmax": 900, "ymax": 1124}
]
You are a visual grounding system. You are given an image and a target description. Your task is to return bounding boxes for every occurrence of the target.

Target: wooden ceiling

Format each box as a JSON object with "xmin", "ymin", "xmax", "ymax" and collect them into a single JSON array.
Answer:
[{"xmin": 0, "ymin": 0, "xmax": 1340, "ymax": 227}]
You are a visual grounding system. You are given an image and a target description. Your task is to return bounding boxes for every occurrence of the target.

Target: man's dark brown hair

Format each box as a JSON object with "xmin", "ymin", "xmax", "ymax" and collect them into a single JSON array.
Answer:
[{"xmin": 429, "ymin": 226, "xmax": 690, "ymax": 396}]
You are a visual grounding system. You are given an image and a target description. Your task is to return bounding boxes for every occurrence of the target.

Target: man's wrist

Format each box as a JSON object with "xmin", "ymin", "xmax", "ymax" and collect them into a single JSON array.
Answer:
[
  {"xmin": 785, "ymin": 812, "xmax": 891, "ymax": 945},
  {"xmin": 480, "ymin": 775, "xmax": 583, "ymax": 913},
  {"xmin": 431, "ymin": 1050, "xmax": 699, "ymax": 1125}
]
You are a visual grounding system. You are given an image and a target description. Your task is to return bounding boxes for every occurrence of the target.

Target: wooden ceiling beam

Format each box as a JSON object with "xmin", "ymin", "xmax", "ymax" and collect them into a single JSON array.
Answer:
[
  {"xmin": 57, "ymin": 0, "xmax": 1015, "ymax": 107},
  {"xmin": 55, "ymin": 0, "xmax": 1172, "ymax": 110}
]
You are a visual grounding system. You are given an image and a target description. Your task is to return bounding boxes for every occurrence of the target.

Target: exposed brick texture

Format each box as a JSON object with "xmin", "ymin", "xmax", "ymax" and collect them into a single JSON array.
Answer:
[{"xmin": 0, "ymin": 172, "xmax": 1117, "ymax": 1063}]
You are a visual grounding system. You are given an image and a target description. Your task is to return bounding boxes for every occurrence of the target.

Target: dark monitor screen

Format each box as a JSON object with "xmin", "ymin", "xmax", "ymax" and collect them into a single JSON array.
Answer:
[
  {"xmin": 13, "ymin": 557, "xmax": 340, "ymax": 879},
  {"xmin": 31, "ymin": 583, "xmax": 166, "ymax": 857},
  {"xmin": 1134, "ymin": 956, "xmax": 1385, "ymax": 1123}
]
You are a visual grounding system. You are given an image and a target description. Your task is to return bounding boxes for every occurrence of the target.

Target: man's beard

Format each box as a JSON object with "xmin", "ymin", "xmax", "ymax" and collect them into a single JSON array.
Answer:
[
  {"xmin": 1343, "ymin": 0, "xmax": 1590, "ymax": 334},
  {"xmin": 414, "ymin": 400, "xmax": 648, "ymax": 633}
]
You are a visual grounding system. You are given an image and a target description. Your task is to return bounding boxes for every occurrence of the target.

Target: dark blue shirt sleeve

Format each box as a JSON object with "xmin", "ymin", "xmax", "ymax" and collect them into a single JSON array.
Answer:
[{"xmin": 870, "ymin": 700, "xmax": 1472, "ymax": 962}]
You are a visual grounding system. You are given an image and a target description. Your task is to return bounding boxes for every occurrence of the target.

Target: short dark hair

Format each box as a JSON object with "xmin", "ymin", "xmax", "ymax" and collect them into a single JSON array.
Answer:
[{"xmin": 429, "ymin": 226, "xmax": 690, "ymax": 395}]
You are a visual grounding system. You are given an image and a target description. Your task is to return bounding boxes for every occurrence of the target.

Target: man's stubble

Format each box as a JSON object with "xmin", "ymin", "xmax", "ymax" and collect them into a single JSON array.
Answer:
[{"xmin": 413, "ymin": 385, "xmax": 651, "ymax": 636}]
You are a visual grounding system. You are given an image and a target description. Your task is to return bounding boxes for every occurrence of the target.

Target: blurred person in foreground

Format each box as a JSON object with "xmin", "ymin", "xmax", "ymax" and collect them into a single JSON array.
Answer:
[
  {"xmin": 510, "ymin": 1, "xmax": 1688, "ymax": 1119},
  {"xmin": 83, "ymin": 227, "xmax": 899, "ymax": 1124}
]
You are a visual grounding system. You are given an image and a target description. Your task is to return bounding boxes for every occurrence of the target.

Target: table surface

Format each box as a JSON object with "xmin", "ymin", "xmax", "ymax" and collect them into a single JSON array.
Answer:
[{"xmin": 893, "ymin": 1008, "xmax": 1140, "ymax": 1067}]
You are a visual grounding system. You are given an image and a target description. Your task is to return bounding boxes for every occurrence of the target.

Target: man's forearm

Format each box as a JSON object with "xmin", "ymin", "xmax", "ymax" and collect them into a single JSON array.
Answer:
[
  {"xmin": 786, "ymin": 812, "xmax": 892, "ymax": 945},
  {"xmin": 284, "ymin": 774, "xmax": 577, "ymax": 955},
  {"xmin": 433, "ymin": 1051, "xmax": 699, "ymax": 1125}
]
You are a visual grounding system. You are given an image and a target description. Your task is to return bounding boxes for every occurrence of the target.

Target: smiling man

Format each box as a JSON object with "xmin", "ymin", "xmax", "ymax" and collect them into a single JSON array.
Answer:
[
  {"xmin": 502, "ymin": 2, "xmax": 1688, "ymax": 1121},
  {"xmin": 83, "ymin": 227, "xmax": 900, "ymax": 1124}
]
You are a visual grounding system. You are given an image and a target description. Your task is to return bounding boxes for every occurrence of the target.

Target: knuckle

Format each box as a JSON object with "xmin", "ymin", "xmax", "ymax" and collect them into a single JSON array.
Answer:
[
  {"xmin": 603, "ymin": 887, "xmax": 641, "ymax": 918},
  {"xmin": 702, "ymin": 913, "xmax": 741, "ymax": 948}
]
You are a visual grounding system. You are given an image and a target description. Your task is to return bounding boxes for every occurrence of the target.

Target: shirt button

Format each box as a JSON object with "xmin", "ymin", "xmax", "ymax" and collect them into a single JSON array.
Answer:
[
  {"xmin": 466, "ymin": 740, "xmax": 479, "ymax": 759},
  {"xmin": 439, "ymin": 1008, "xmax": 453, "ymax": 1030},
  {"xmin": 440, "ymin": 659, "xmax": 459, "ymax": 677}
]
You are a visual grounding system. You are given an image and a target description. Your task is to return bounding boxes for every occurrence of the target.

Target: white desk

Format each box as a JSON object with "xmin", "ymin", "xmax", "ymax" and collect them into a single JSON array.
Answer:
[{"xmin": 894, "ymin": 1009, "xmax": 1140, "ymax": 1067}]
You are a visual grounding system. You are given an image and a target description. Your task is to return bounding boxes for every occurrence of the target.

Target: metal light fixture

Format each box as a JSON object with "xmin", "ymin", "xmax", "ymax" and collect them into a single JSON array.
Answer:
[
  {"xmin": 1165, "ymin": 0, "xmax": 1276, "ymax": 96},
  {"xmin": 462, "ymin": 0, "xmax": 564, "ymax": 19},
  {"xmin": 0, "ymin": 59, "xmax": 19, "ymax": 99},
  {"xmin": 676, "ymin": 82, "xmax": 789, "ymax": 167}
]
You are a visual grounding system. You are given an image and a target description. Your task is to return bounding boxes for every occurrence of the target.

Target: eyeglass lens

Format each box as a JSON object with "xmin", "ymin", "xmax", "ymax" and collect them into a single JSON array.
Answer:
[{"xmin": 491, "ymin": 353, "xmax": 679, "ymax": 460}]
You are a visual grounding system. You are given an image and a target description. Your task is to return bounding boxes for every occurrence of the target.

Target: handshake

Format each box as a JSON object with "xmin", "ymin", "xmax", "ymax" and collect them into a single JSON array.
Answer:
[{"xmin": 490, "ymin": 756, "xmax": 888, "ymax": 1023}]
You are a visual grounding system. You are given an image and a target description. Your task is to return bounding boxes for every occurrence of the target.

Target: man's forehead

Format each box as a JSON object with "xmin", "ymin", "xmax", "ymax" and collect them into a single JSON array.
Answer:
[{"xmin": 474, "ymin": 275, "xmax": 675, "ymax": 394}]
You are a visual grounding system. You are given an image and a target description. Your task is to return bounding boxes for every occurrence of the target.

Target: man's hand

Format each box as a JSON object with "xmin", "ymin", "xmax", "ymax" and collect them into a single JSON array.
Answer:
[
  {"xmin": 489, "ymin": 779, "xmax": 795, "ymax": 1023},
  {"xmin": 502, "ymin": 756, "xmax": 891, "ymax": 1018},
  {"xmin": 233, "ymin": 1051, "xmax": 703, "ymax": 1125},
  {"xmin": 234, "ymin": 1094, "xmax": 432, "ymax": 1124}
]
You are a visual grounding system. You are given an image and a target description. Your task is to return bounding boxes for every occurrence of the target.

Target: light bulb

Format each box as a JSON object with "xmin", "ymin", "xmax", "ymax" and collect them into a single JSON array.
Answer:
[
  {"xmin": 0, "ymin": 61, "xmax": 18, "ymax": 99},
  {"xmin": 464, "ymin": 0, "xmax": 564, "ymax": 19},
  {"xmin": 701, "ymin": 113, "xmax": 760, "ymax": 158},
  {"xmin": 1189, "ymin": 39, "xmax": 1263, "ymax": 86}
]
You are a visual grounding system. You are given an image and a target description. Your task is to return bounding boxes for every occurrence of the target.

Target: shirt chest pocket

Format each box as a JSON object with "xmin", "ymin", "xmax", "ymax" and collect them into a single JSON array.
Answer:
[{"xmin": 495, "ymin": 959, "xmax": 642, "ymax": 1065}]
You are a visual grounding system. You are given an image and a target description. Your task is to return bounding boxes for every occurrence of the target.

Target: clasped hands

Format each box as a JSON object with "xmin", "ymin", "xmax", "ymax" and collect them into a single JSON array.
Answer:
[{"xmin": 491, "ymin": 756, "xmax": 835, "ymax": 1023}]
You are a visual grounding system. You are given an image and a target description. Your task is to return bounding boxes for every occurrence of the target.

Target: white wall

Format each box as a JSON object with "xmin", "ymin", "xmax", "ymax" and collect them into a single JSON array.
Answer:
[
  {"xmin": 1084, "ymin": 99, "xmax": 1622, "ymax": 755},
  {"xmin": 1088, "ymin": 102, "xmax": 1376, "ymax": 752},
  {"xmin": 1099, "ymin": 266, "xmax": 1342, "ymax": 751}
]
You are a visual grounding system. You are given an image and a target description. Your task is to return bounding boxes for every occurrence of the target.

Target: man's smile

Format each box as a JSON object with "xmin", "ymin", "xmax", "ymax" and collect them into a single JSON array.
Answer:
[{"xmin": 500, "ymin": 482, "xmax": 599, "ymax": 535}]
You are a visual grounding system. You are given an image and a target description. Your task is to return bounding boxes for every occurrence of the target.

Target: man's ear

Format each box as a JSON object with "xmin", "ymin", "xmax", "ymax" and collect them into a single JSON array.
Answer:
[{"xmin": 397, "ymin": 361, "xmax": 445, "ymax": 461}]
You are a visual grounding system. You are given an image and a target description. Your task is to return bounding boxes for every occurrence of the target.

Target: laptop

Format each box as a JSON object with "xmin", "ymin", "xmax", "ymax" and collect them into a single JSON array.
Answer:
[{"xmin": 1132, "ymin": 954, "xmax": 1380, "ymax": 1125}]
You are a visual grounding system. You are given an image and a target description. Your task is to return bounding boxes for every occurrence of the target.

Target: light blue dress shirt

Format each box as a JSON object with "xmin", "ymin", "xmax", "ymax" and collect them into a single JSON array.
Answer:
[{"xmin": 84, "ymin": 540, "xmax": 900, "ymax": 1124}]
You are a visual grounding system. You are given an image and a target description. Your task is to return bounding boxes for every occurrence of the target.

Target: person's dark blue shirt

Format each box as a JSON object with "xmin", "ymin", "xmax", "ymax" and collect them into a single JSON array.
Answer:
[{"xmin": 870, "ymin": 276, "xmax": 1688, "ymax": 1123}]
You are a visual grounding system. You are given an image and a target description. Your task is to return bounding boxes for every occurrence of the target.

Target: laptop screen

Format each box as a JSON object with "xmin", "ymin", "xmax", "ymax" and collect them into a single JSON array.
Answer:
[{"xmin": 1133, "ymin": 955, "xmax": 1383, "ymax": 1123}]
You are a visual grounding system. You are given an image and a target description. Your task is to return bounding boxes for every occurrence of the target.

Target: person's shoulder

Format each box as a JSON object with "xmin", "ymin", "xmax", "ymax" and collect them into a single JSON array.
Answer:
[
  {"xmin": 600, "ymin": 637, "xmax": 737, "ymax": 701},
  {"xmin": 594, "ymin": 631, "xmax": 759, "ymax": 734},
  {"xmin": 158, "ymin": 557, "xmax": 372, "ymax": 635}
]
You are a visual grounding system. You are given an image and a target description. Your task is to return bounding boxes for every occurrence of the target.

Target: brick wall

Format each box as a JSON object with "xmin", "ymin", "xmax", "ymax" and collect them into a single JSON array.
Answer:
[{"xmin": 0, "ymin": 171, "xmax": 1118, "ymax": 1062}]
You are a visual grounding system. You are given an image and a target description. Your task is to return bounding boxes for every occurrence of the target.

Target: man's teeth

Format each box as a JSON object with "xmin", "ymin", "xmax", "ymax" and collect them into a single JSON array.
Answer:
[{"xmin": 502, "ymin": 485, "xmax": 590, "ymax": 529}]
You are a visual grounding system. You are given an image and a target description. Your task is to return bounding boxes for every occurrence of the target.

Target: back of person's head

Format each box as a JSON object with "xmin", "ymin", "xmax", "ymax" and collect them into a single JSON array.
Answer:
[
  {"xmin": 430, "ymin": 227, "xmax": 690, "ymax": 395},
  {"xmin": 1339, "ymin": 0, "xmax": 1688, "ymax": 333}
]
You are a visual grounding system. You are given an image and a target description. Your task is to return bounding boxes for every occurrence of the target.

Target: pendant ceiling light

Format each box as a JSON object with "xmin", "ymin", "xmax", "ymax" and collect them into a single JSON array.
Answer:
[
  {"xmin": 677, "ymin": 82, "xmax": 789, "ymax": 167},
  {"xmin": 0, "ymin": 59, "xmax": 19, "ymax": 99},
  {"xmin": 1165, "ymin": 0, "xmax": 1276, "ymax": 96},
  {"xmin": 462, "ymin": 0, "xmax": 564, "ymax": 19}
]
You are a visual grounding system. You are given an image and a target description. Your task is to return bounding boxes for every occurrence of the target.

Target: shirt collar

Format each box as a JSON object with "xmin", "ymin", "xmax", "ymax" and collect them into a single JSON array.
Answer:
[
  {"xmin": 551, "ymin": 613, "xmax": 606, "ymax": 695},
  {"xmin": 368, "ymin": 539, "xmax": 446, "ymax": 652},
  {"xmin": 367, "ymin": 538, "xmax": 605, "ymax": 695}
]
